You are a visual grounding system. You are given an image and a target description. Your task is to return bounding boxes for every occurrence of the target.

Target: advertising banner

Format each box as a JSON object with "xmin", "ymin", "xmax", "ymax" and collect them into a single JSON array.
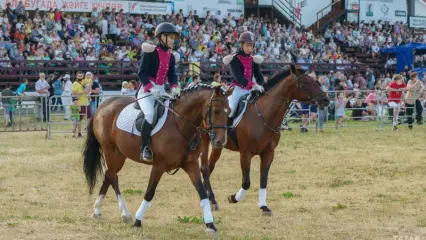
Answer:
[
  {"xmin": 409, "ymin": 16, "xmax": 426, "ymax": 29},
  {"xmin": 358, "ymin": 0, "xmax": 407, "ymax": 23},
  {"xmin": 0, "ymin": 0, "xmax": 172, "ymax": 15},
  {"xmin": 173, "ymin": 0, "xmax": 244, "ymax": 18}
]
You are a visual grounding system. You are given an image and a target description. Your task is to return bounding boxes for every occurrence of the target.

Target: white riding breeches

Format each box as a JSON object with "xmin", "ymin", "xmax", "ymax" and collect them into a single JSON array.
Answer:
[
  {"xmin": 137, "ymin": 83, "xmax": 168, "ymax": 124},
  {"xmin": 137, "ymin": 90, "xmax": 155, "ymax": 124},
  {"xmin": 228, "ymin": 86, "xmax": 250, "ymax": 117}
]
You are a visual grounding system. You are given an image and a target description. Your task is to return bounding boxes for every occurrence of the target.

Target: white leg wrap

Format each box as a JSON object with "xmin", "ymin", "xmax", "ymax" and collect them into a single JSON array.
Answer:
[
  {"xmin": 94, "ymin": 195, "xmax": 105, "ymax": 215},
  {"xmin": 135, "ymin": 200, "xmax": 152, "ymax": 221},
  {"xmin": 258, "ymin": 188, "xmax": 267, "ymax": 208},
  {"xmin": 117, "ymin": 195, "xmax": 131, "ymax": 216},
  {"xmin": 200, "ymin": 198, "xmax": 214, "ymax": 224},
  {"xmin": 235, "ymin": 188, "xmax": 248, "ymax": 202}
]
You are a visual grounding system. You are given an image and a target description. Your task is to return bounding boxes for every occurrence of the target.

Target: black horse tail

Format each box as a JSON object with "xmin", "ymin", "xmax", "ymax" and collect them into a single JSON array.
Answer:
[{"xmin": 83, "ymin": 117, "xmax": 103, "ymax": 195}]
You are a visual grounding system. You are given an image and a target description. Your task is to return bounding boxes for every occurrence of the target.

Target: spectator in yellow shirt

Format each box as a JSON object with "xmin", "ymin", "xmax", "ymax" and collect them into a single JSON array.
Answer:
[{"xmin": 72, "ymin": 71, "xmax": 92, "ymax": 137}]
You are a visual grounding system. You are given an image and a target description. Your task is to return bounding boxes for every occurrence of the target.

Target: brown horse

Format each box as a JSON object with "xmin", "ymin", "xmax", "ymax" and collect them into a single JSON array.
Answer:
[
  {"xmin": 83, "ymin": 84, "xmax": 230, "ymax": 237},
  {"xmin": 200, "ymin": 65, "xmax": 330, "ymax": 215}
]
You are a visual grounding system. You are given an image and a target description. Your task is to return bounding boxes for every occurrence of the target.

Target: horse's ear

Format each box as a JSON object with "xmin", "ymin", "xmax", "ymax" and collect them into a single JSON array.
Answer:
[{"xmin": 290, "ymin": 64, "xmax": 298, "ymax": 75}]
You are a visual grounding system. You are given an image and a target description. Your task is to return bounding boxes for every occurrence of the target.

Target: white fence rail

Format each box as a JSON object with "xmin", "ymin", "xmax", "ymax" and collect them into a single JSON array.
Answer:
[{"xmin": 1, "ymin": 89, "xmax": 424, "ymax": 137}]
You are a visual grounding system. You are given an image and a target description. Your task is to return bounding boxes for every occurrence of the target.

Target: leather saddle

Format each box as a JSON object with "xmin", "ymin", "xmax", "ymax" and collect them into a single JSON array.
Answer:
[{"xmin": 134, "ymin": 100, "xmax": 166, "ymax": 133}]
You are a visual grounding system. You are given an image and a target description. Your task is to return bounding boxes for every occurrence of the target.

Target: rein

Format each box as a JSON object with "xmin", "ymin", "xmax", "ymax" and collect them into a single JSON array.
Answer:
[
  {"xmin": 154, "ymin": 92, "xmax": 227, "ymax": 175},
  {"xmin": 250, "ymin": 73, "xmax": 323, "ymax": 134},
  {"xmin": 250, "ymin": 92, "xmax": 289, "ymax": 134}
]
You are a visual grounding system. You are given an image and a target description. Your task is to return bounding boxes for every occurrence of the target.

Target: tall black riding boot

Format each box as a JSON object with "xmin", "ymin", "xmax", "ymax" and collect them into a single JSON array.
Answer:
[{"xmin": 140, "ymin": 121, "xmax": 153, "ymax": 162}]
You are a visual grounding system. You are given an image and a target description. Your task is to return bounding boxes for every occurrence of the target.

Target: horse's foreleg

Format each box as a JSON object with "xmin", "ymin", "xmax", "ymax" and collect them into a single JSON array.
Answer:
[
  {"xmin": 207, "ymin": 147, "xmax": 223, "ymax": 209},
  {"xmin": 132, "ymin": 165, "xmax": 165, "ymax": 228},
  {"xmin": 183, "ymin": 160, "xmax": 217, "ymax": 238},
  {"xmin": 92, "ymin": 170, "xmax": 112, "ymax": 219},
  {"xmin": 259, "ymin": 150, "xmax": 274, "ymax": 216},
  {"xmin": 228, "ymin": 152, "xmax": 252, "ymax": 204},
  {"xmin": 200, "ymin": 135, "xmax": 219, "ymax": 211}
]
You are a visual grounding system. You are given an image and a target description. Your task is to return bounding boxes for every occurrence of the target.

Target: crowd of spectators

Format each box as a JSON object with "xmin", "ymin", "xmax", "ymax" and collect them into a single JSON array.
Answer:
[
  {"xmin": 1, "ymin": 1, "xmax": 426, "ymax": 131},
  {"xmin": 1, "ymin": 1, "xmax": 425, "ymax": 75}
]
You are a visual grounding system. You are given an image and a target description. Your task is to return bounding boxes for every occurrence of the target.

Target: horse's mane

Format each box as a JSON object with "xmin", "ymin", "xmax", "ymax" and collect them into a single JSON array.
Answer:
[
  {"xmin": 263, "ymin": 68, "xmax": 307, "ymax": 92},
  {"xmin": 179, "ymin": 83, "xmax": 217, "ymax": 97}
]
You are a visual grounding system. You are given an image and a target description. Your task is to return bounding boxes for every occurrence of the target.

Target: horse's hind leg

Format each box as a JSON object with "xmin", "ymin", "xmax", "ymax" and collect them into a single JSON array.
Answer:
[
  {"xmin": 108, "ymin": 147, "xmax": 132, "ymax": 223},
  {"xmin": 228, "ymin": 152, "xmax": 252, "ymax": 204},
  {"xmin": 93, "ymin": 146, "xmax": 132, "ymax": 222},
  {"xmin": 110, "ymin": 174, "xmax": 133, "ymax": 223},
  {"xmin": 92, "ymin": 170, "xmax": 112, "ymax": 219}
]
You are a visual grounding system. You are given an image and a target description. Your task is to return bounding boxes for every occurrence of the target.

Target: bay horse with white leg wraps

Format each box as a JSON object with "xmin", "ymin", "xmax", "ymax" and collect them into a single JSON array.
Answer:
[
  {"xmin": 200, "ymin": 64, "xmax": 330, "ymax": 215},
  {"xmin": 82, "ymin": 84, "xmax": 230, "ymax": 237}
]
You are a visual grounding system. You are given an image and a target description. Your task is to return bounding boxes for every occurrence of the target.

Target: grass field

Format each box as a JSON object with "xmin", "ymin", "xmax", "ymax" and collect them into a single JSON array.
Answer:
[{"xmin": 1, "ymin": 126, "xmax": 426, "ymax": 240}]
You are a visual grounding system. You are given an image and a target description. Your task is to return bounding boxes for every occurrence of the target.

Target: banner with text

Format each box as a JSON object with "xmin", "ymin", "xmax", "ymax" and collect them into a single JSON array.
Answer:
[
  {"xmin": 172, "ymin": 0, "xmax": 244, "ymax": 18},
  {"xmin": 409, "ymin": 16, "xmax": 426, "ymax": 29},
  {"xmin": 0, "ymin": 0, "xmax": 172, "ymax": 15},
  {"xmin": 358, "ymin": 0, "xmax": 407, "ymax": 23}
]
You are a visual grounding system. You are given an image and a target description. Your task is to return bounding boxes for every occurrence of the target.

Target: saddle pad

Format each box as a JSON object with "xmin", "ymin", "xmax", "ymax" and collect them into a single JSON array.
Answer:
[
  {"xmin": 230, "ymin": 96, "xmax": 249, "ymax": 129},
  {"xmin": 232, "ymin": 104, "xmax": 247, "ymax": 128},
  {"xmin": 116, "ymin": 100, "xmax": 170, "ymax": 136}
]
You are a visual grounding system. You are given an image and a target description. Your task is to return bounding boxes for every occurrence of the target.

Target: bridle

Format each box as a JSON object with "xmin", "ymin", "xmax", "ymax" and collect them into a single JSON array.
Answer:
[
  {"xmin": 156, "ymin": 89, "xmax": 228, "ymax": 144},
  {"xmin": 290, "ymin": 73, "xmax": 325, "ymax": 105},
  {"xmin": 262, "ymin": 73, "xmax": 324, "ymax": 104},
  {"xmin": 252, "ymin": 72, "xmax": 327, "ymax": 134},
  {"xmin": 205, "ymin": 95, "xmax": 228, "ymax": 141}
]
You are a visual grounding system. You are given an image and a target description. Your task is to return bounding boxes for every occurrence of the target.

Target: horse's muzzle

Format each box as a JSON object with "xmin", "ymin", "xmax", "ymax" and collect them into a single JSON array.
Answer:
[{"xmin": 212, "ymin": 139, "xmax": 226, "ymax": 148}]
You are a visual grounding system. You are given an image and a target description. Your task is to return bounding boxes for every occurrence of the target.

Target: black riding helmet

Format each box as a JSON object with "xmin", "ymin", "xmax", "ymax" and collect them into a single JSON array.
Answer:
[
  {"xmin": 155, "ymin": 23, "xmax": 179, "ymax": 49},
  {"xmin": 239, "ymin": 31, "xmax": 256, "ymax": 45},
  {"xmin": 155, "ymin": 22, "xmax": 178, "ymax": 37}
]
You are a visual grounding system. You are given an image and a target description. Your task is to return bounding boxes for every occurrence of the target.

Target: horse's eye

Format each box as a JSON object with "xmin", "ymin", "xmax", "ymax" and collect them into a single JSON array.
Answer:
[{"xmin": 214, "ymin": 109, "xmax": 221, "ymax": 115}]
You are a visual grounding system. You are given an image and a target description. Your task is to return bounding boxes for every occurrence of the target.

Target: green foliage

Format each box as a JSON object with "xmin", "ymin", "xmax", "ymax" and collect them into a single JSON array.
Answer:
[
  {"xmin": 123, "ymin": 189, "xmax": 144, "ymax": 195},
  {"xmin": 177, "ymin": 216, "xmax": 222, "ymax": 224},
  {"xmin": 332, "ymin": 203, "xmax": 347, "ymax": 211}
]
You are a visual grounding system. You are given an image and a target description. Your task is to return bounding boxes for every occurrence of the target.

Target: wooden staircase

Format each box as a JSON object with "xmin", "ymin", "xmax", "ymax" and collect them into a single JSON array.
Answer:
[{"xmin": 313, "ymin": 0, "xmax": 347, "ymax": 32}]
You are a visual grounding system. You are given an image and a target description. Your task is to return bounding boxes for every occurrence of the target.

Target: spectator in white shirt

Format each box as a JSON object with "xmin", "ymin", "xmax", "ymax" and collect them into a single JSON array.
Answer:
[
  {"xmin": 371, "ymin": 42, "xmax": 380, "ymax": 58},
  {"xmin": 215, "ymin": 11, "xmax": 223, "ymax": 24},
  {"xmin": 61, "ymin": 74, "xmax": 73, "ymax": 120},
  {"xmin": 35, "ymin": 72, "xmax": 50, "ymax": 121},
  {"xmin": 86, "ymin": 51, "xmax": 97, "ymax": 67}
]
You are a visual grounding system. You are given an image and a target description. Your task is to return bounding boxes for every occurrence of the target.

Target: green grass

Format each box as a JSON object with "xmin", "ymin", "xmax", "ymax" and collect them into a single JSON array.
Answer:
[{"xmin": 1, "ymin": 126, "xmax": 426, "ymax": 239}]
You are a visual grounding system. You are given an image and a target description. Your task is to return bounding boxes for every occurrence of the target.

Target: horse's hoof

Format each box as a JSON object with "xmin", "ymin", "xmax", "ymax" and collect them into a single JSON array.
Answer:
[
  {"xmin": 227, "ymin": 194, "xmax": 238, "ymax": 203},
  {"xmin": 132, "ymin": 219, "xmax": 142, "ymax": 228},
  {"xmin": 260, "ymin": 206, "xmax": 273, "ymax": 216},
  {"xmin": 121, "ymin": 214, "xmax": 133, "ymax": 223},
  {"xmin": 92, "ymin": 213, "xmax": 102, "ymax": 219},
  {"xmin": 262, "ymin": 211, "xmax": 273, "ymax": 217},
  {"xmin": 205, "ymin": 223, "xmax": 218, "ymax": 239},
  {"xmin": 205, "ymin": 228, "xmax": 218, "ymax": 239},
  {"xmin": 211, "ymin": 203, "xmax": 220, "ymax": 211}
]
